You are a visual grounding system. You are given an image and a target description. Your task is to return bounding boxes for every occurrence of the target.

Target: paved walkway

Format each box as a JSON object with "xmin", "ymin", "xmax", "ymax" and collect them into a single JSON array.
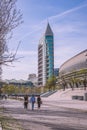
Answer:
[
  {"xmin": 0, "ymin": 97, "xmax": 87, "ymax": 130},
  {"xmin": 42, "ymin": 90, "xmax": 87, "ymax": 111},
  {"xmin": 0, "ymin": 89, "xmax": 87, "ymax": 130}
]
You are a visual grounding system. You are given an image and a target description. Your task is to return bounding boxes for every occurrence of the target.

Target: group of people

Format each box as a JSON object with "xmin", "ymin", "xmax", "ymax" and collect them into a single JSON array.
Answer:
[{"xmin": 24, "ymin": 94, "xmax": 42, "ymax": 110}]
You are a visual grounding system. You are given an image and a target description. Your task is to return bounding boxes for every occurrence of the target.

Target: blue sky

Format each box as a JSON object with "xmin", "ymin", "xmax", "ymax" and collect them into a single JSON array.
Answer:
[{"xmin": 2, "ymin": 0, "xmax": 87, "ymax": 80}]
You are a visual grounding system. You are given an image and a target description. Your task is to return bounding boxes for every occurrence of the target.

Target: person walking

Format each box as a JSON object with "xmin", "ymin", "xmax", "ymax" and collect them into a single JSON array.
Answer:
[
  {"xmin": 30, "ymin": 94, "xmax": 36, "ymax": 110},
  {"xmin": 37, "ymin": 95, "xmax": 42, "ymax": 109},
  {"xmin": 24, "ymin": 95, "xmax": 28, "ymax": 109}
]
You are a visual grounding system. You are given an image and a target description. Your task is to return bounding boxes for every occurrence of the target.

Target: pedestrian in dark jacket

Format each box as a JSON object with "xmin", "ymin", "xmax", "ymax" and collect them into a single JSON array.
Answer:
[
  {"xmin": 37, "ymin": 95, "xmax": 42, "ymax": 109},
  {"xmin": 24, "ymin": 95, "xmax": 28, "ymax": 109}
]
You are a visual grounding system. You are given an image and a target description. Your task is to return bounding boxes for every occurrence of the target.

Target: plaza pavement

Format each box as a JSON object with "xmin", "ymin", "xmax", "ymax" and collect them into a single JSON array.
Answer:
[
  {"xmin": 42, "ymin": 88, "xmax": 87, "ymax": 111},
  {"xmin": 0, "ymin": 88, "xmax": 87, "ymax": 130}
]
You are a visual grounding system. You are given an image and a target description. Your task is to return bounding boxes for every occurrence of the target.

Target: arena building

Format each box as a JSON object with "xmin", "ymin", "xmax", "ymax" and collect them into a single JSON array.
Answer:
[{"xmin": 58, "ymin": 49, "xmax": 87, "ymax": 89}]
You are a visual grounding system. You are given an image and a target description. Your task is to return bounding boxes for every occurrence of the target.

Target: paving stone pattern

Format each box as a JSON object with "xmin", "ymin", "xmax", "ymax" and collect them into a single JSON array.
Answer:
[{"xmin": 0, "ymin": 99, "xmax": 87, "ymax": 130}]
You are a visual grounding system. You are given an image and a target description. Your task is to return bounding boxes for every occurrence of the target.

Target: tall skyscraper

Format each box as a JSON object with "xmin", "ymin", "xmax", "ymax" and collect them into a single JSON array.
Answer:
[{"xmin": 38, "ymin": 23, "xmax": 54, "ymax": 86}]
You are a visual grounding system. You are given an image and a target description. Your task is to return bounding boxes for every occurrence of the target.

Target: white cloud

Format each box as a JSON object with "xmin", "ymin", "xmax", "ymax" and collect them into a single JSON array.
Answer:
[
  {"xmin": 54, "ymin": 46, "xmax": 74, "ymax": 67},
  {"xmin": 16, "ymin": 50, "xmax": 37, "ymax": 56},
  {"xmin": 2, "ymin": 55, "xmax": 38, "ymax": 80},
  {"xmin": 49, "ymin": 4, "xmax": 87, "ymax": 21},
  {"xmin": 2, "ymin": 49, "xmax": 38, "ymax": 80}
]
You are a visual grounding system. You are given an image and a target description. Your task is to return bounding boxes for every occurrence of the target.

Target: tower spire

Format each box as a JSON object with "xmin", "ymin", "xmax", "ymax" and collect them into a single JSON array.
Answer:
[{"xmin": 45, "ymin": 22, "xmax": 53, "ymax": 36}]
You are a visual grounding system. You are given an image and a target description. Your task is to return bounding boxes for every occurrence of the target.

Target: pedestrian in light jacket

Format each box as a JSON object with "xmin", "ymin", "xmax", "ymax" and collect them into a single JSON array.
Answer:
[{"xmin": 30, "ymin": 95, "xmax": 36, "ymax": 110}]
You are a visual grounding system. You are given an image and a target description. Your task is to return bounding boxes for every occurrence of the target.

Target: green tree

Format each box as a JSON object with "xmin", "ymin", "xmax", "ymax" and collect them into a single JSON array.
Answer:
[{"xmin": 46, "ymin": 75, "xmax": 56, "ymax": 91}]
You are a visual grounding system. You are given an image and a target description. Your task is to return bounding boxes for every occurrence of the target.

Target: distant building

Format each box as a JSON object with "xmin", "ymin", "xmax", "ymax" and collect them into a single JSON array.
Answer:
[
  {"xmin": 28, "ymin": 74, "xmax": 38, "ymax": 87},
  {"xmin": 28, "ymin": 74, "xmax": 36, "ymax": 80},
  {"xmin": 4, "ymin": 79, "xmax": 34, "ymax": 87},
  {"xmin": 38, "ymin": 23, "xmax": 54, "ymax": 86},
  {"xmin": 54, "ymin": 68, "xmax": 59, "ymax": 77}
]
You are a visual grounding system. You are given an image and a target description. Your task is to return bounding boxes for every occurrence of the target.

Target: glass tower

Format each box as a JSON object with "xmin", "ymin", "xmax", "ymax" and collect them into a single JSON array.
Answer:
[{"xmin": 38, "ymin": 23, "xmax": 54, "ymax": 86}]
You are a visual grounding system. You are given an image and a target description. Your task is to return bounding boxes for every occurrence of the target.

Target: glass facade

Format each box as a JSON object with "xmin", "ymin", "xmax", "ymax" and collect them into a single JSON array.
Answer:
[
  {"xmin": 38, "ymin": 23, "xmax": 54, "ymax": 86},
  {"xmin": 45, "ymin": 36, "xmax": 54, "ymax": 78}
]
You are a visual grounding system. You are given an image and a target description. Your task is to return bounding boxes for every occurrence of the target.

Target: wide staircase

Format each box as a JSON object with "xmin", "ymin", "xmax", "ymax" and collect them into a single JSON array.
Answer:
[
  {"xmin": 41, "ymin": 90, "xmax": 57, "ymax": 97},
  {"xmin": 42, "ymin": 88, "xmax": 87, "ymax": 101}
]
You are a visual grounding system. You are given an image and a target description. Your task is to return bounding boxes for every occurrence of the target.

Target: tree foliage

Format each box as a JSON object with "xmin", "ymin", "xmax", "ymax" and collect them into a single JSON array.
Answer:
[{"xmin": 46, "ymin": 75, "xmax": 56, "ymax": 90}]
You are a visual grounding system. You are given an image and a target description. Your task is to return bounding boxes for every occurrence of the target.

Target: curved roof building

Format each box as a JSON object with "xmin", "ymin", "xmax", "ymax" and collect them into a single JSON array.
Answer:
[
  {"xmin": 57, "ymin": 49, "xmax": 87, "ymax": 89},
  {"xmin": 59, "ymin": 49, "xmax": 87, "ymax": 76}
]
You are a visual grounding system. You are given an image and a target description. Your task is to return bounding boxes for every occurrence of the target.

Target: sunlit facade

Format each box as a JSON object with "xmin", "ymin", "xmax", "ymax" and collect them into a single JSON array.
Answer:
[
  {"xmin": 38, "ymin": 23, "xmax": 54, "ymax": 86},
  {"xmin": 59, "ymin": 49, "xmax": 87, "ymax": 75}
]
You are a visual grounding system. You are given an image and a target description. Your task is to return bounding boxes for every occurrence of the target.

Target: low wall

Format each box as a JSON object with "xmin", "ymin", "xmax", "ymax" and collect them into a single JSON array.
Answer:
[{"xmin": 72, "ymin": 93, "xmax": 87, "ymax": 101}]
